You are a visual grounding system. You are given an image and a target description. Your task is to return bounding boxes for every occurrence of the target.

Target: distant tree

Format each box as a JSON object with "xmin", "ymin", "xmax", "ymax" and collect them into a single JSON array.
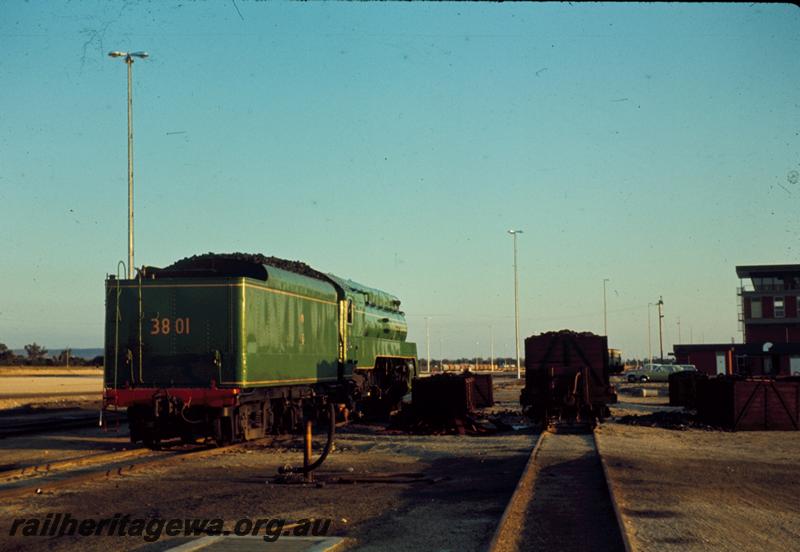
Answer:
[
  {"xmin": 24, "ymin": 343, "xmax": 48, "ymax": 364},
  {"xmin": 0, "ymin": 343, "xmax": 12, "ymax": 364},
  {"xmin": 56, "ymin": 349, "xmax": 73, "ymax": 366}
]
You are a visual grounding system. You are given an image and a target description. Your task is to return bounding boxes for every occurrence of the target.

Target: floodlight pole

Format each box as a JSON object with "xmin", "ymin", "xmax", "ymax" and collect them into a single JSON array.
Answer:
[
  {"xmin": 603, "ymin": 278, "xmax": 610, "ymax": 336},
  {"xmin": 109, "ymin": 51, "xmax": 148, "ymax": 278},
  {"xmin": 126, "ymin": 57, "xmax": 134, "ymax": 278},
  {"xmin": 657, "ymin": 296, "xmax": 665, "ymax": 362},
  {"xmin": 647, "ymin": 302, "xmax": 654, "ymax": 365},
  {"xmin": 508, "ymin": 230, "xmax": 523, "ymax": 379}
]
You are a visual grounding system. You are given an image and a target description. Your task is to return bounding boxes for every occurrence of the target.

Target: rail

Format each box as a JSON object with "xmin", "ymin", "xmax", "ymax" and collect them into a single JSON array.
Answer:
[
  {"xmin": 0, "ymin": 437, "xmax": 278, "ymax": 500},
  {"xmin": 487, "ymin": 427, "xmax": 633, "ymax": 552}
]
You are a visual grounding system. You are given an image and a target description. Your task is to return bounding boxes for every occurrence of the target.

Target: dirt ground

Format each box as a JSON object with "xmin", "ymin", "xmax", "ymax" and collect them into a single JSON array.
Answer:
[
  {"xmin": 0, "ymin": 373, "xmax": 535, "ymax": 552},
  {"xmin": 0, "ymin": 426, "xmax": 536, "ymax": 551},
  {"xmin": 0, "ymin": 368, "xmax": 102, "ymax": 410},
  {"xmin": 601, "ymin": 399, "xmax": 800, "ymax": 552},
  {"xmin": 0, "ymin": 424, "xmax": 135, "ymax": 471},
  {"xmin": 0, "ymin": 367, "xmax": 103, "ymax": 378},
  {"xmin": 4, "ymin": 371, "xmax": 798, "ymax": 551}
]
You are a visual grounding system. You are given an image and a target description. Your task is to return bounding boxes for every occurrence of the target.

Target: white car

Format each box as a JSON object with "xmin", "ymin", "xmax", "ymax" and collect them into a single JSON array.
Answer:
[{"xmin": 626, "ymin": 364, "xmax": 696, "ymax": 383}]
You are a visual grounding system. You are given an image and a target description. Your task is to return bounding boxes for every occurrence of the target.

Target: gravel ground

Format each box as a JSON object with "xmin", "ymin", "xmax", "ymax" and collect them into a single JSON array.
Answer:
[
  {"xmin": 0, "ymin": 374, "xmax": 535, "ymax": 552},
  {"xmin": 4, "ymin": 371, "xmax": 798, "ymax": 551},
  {"xmin": 599, "ymin": 403, "xmax": 800, "ymax": 551},
  {"xmin": 0, "ymin": 424, "xmax": 134, "ymax": 471},
  {"xmin": 0, "ymin": 427, "xmax": 536, "ymax": 552}
]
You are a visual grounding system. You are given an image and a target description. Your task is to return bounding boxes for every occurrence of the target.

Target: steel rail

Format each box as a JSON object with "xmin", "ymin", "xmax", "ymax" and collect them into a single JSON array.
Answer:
[
  {"xmin": 594, "ymin": 428, "xmax": 636, "ymax": 552},
  {"xmin": 0, "ymin": 447, "xmax": 153, "ymax": 482},
  {"xmin": 0, "ymin": 437, "xmax": 275, "ymax": 500},
  {"xmin": 0, "ymin": 412, "xmax": 102, "ymax": 439},
  {"xmin": 486, "ymin": 426, "xmax": 634, "ymax": 552},
  {"xmin": 486, "ymin": 431, "xmax": 547, "ymax": 552}
]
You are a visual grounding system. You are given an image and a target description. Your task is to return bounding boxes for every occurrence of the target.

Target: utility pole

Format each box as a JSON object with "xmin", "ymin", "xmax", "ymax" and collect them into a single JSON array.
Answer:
[
  {"xmin": 657, "ymin": 296, "xmax": 665, "ymax": 362},
  {"xmin": 508, "ymin": 230, "xmax": 523, "ymax": 379},
  {"xmin": 109, "ymin": 50, "xmax": 149, "ymax": 278},
  {"xmin": 647, "ymin": 302, "xmax": 654, "ymax": 365},
  {"xmin": 490, "ymin": 325, "xmax": 495, "ymax": 371},
  {"xmin": 425, "ymin": 317, "xmax": 431, "ymax": 373},
  {"xmin": 439, "ymin": 336, "xmax": 444, "ymax": 372},
  {"xmin": 603, "ymin": 278, "xmax": 610, "ymax": 336},
  {"xmin": 677, "ymin": 317, "xmax": 682, "ymax": 344}
]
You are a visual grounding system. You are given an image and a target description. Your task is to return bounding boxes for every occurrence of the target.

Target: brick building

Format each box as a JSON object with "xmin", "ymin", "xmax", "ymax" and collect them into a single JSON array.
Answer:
[{"xmin": 674, "ymin": 264, "xmax": 800, "ymax": 377}]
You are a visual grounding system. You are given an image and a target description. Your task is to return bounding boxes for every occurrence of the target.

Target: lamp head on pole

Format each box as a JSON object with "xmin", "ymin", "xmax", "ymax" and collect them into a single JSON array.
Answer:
[
  {"xmin": 108, "ymin": 51, "xmax": 149, "ymax": 62},
  {"xmin": 507, "ymin": 229, "xmax": 523, "ymax": 236}
]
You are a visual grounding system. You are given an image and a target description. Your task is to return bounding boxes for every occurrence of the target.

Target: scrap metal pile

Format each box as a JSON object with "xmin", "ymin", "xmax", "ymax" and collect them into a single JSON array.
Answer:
[{"xmin": 392, "ymin": 372, "xmax": 500, "ymax": 435}]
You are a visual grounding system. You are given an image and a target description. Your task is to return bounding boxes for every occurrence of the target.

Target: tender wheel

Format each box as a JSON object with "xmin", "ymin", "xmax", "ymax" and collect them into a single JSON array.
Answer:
[
  {"xmin": 143, "ymin": 436, "xmax": 161, "ymax": 450},
  {"xmin": 627, "ymin": 375, "xmax": 636, "ymax": 383},
  {"xmin": 213, "ymin": 416, "xmax": 235, "ymax": 447},
  {"xmin": 639, "ymin": 375, "xmax": 649, "ymax": 383}
]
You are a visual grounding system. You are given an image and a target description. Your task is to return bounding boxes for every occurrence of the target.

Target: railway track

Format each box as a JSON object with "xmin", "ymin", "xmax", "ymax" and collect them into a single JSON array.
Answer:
[
  {"xmin": 0, "ymin": 437, "xmax": 277, "ymax": 500},
  {"xmin": 0, "ymin": 411, "xmax": 106, "ymax": 439},
  {"xmin": 488, "ymin": 427, "xmax": 632, "ymax": 552}
]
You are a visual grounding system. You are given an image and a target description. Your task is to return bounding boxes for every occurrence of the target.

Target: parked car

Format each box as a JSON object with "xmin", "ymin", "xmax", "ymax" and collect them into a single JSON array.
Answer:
[{"xmin": 626, "ymin": 364, "xmax": 696, "ymax": 383}]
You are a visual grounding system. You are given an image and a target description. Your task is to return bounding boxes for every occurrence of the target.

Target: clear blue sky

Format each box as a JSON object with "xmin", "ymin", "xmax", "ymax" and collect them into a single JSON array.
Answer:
[{"xmin": 1, "ymin": 2, "xmax": 798, "ymax": 359}]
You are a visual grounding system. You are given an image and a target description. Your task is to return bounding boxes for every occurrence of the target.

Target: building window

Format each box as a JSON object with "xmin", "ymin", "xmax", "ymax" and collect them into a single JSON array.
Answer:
[
  {"xmin": 775, "ymin": 297, "xmax": 785, "ymax": 318},
  {"xmin": 751, "ymin": 298, "xmax": 762, "ymax": 318},
  {"xmin": 753, "ymin": 277, "xmax": 782, "ymax": 291}
]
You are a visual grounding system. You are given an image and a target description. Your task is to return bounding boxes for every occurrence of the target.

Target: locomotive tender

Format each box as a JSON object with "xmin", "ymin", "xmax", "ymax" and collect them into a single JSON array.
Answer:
[{"xmin": 103, "ymin": 253, "xmax": 417, "ymax": 447}]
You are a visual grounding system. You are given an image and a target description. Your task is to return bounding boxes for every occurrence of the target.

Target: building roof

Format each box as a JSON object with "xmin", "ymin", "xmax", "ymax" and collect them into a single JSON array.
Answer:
[
  {"xmin": 674, "ymin": 342, "xmax": 800, "ymax": 354},
  {"xmin": 736, "ymin": 264, "xmax": 800, "ymax": 278}
]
